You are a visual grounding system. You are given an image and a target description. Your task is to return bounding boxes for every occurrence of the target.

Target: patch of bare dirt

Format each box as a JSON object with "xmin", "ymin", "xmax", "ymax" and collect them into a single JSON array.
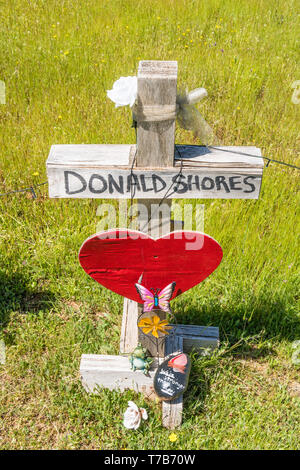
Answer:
[{"xmin": 288, "ymin": 381, "xmax": 300, "ymax": 397}]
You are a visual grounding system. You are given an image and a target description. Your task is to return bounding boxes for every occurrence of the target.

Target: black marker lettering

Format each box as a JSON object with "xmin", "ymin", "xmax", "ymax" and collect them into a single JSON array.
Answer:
[
  {"xmin": 152, "ymin": 174, "xmax": 167, "ymax": 193},
  {"xmin": 187, "ymin": 174, "xmax": 200, "ymax": 191},
  {"xmin": 201, "ymin": 177, "xmax": 215, "ymax": 190},
  {"xmin": 108, "ymin": 174, "xmax": 124, "ymax": 194},
  {"xmin": 89, "ymin": 174, "xmax": 108, "ymax": 194},
  {"xmin": 64, "ymin": 171, "xmax": 87, "ymax": 195},
  {"xmin": 243, "ymin": 176, "xmax": 257, "ymax": 193},
  {"xmin": 173, "ymin": 174, "xmax": 188, "ymax": 193},
  {"xmin": 229, "ymin": 176, "xmax": 242, "ymax": 191},
  {"xmin": 215, "ymin": 175, "xmax": 230, "ymax": 193},
  {"xmin": 127, "ymin": 174, "xmax": 141, "ymax": 192},
  {"xmin": 140, "ymin": 174, "xmax": 154, "ymax": 192}
]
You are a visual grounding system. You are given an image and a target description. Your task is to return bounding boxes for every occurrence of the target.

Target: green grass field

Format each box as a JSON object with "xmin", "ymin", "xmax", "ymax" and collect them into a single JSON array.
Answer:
[{"xmin": 0, "ymin": 0, "xmax": 299, "ymax": 450}]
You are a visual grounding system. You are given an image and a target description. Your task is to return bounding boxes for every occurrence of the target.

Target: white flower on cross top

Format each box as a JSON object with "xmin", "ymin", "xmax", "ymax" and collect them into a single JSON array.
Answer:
[
  {"xmin": 123, "ymin": 401, "xmax": 148, "ymax": 430},
  {"xmin": 107, "ymin": 76, "xmax": 137, "ymax": 108}
]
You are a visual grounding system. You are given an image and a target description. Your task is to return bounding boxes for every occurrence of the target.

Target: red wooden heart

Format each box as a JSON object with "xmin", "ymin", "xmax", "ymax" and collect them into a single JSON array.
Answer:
[{"xmin": 79, "ymin": 229, "xmax": 223, "ymax": 303}]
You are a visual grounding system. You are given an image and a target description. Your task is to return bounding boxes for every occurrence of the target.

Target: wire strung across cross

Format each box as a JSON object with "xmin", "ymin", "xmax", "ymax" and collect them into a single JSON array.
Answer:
[
  {"xmin": 0, "ymin": 181, "xmax": 47, "ymax": 198},
  {"xmin": 0, "ymin": 150, "xmax": 299, "ymax": 200},
  {"xmin": 208, "ymin": 146, "xmax": 300, "ymax": 170}
]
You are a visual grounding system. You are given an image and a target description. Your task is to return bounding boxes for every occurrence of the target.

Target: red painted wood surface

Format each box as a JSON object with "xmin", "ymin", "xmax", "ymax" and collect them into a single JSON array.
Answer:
[{"xmin": 79, "ymin": 230, "xmax": 223, "ymax": 303}]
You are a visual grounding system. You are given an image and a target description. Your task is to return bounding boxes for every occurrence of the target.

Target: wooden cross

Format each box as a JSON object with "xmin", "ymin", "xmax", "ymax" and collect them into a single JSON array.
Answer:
[{"xmin": 46, "ymin": 60, "xmax": 264, "ymax": 429}]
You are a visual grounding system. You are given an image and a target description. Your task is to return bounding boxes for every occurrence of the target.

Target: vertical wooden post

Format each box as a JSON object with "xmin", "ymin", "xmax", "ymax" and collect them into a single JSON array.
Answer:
[
  {"xmin": 120, "ymin": 61, "xmax": 178, "ymax": 358},
  {"xmin": 136, "ymin": 60, "xmax": 177, "ymax": 167}
]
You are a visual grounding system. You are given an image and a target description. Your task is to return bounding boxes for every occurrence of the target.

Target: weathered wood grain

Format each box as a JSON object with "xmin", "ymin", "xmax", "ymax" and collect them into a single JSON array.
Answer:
[
  {"xmin": 120, "ymin": 323, "xmax": 219, "ymax": 355},
  {"xmin": 80, "ymin": 354, "xmax": 158, "ymax": 399},
  {"xmin": 48, "ymin": 144, "xmax": 133, "ymax": 167},
  {"xmin": 136, "ymin": 60, "xmax": 177, "ymax": 168},
  {"xmin": 47, "ymin": 145, "xmax": 263, "ymax": 199},
  {"xmin": 47, "ymin": 144, "xmax": 264, "ymax": 169},
  {"xmin": 174, "ymin": 324, "xmax": 219, "ymax": 352},
  {"xmin": 120, "ymin": 298, "xmax": 138, "ymax": 355}
]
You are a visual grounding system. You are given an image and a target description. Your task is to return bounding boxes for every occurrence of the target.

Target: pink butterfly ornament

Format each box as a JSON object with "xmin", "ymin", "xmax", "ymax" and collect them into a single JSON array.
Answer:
[{"xmin": 135, "ymin": 282, "xmax": 176, "ymax": 313}]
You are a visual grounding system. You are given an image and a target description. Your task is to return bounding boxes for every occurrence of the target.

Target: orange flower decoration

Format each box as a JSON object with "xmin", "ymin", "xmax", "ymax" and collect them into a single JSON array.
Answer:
[{"xmin": 138, "ymin": 314, "xmax": 172, "ymax": 338}]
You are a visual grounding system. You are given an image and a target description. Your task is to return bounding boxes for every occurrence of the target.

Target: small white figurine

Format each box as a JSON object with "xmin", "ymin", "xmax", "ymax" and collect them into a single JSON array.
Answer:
[{"xmin": 123, "ymin": 401, "xmax": 148, "ymax": 430}]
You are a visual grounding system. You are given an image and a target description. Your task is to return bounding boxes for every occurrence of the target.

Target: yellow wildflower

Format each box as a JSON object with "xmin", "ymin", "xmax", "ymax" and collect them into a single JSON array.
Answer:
[
  {"xmin": 138, "ymin": 315, "xmax": 172, "ymax": 338},
  {"xmin": 32, "ymin": 172, "xmax": 39, "ymax": 177},
  {"xmin": 169, "ymin": 433, "xmax": 178, "ymax": 442}
]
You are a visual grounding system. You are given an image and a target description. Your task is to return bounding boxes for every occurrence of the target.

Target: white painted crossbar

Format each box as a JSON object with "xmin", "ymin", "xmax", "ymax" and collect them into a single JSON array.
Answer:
[
  {"xmin": 80, "ymin": 354, "xmax": 158, "ymax": 398},
  {"xmin": 47, "ymin": 144, "xmax": 263, "ymax": 200}
]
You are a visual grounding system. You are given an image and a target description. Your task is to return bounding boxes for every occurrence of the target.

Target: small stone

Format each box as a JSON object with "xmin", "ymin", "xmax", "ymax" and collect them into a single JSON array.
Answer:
[{"xmin": 154, "ymin": 353, "xmax": 191, "ymax": 401}]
